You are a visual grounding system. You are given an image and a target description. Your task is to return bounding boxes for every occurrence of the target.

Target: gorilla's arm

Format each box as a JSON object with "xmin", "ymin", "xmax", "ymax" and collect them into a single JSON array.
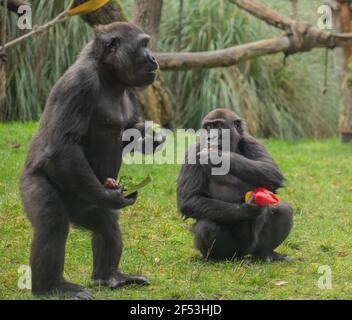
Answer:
[
  {"xmin": 227, "ymin": 135, "xmax": 284, "ymax": 191},
  {"xmin": 177, "ymin": 148, "xmax": 263, "ymax": 223},
  {"xmin": 45, "ymin": 145, "xmax": 133, "ymax": 209},
  {"xmin": 39, "ymin": 64, "xmax": 133, "ymax": 209}
]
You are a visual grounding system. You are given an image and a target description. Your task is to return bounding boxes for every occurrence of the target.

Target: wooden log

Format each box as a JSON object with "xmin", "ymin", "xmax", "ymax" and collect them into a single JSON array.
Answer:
[
  {"xmin": 329, "ymin": 0, "xmax": 352, "ymax": 142},
  {"xmin": 0, "ymin": 2, "xmax": 7, "ymax": 121},
  {"xmin": 155, "ymin": 37, "xmax": 291, "ymax": 70},
  {"xmin": 133, "ymin": 0, "xmax": 163, "ymax": 51}
]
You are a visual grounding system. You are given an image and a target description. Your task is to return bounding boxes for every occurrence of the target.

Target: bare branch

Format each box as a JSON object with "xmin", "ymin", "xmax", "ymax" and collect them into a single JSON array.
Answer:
[
  {"xmin": 0, "ymin": 1, "xmax": 75, "ymax": 51},
  {"xmin": 0, "ymin": 11, "xmax": 69, "ymax": 51},
  {"xmin": 154, "ymin": 37, "xmax": 291, "ymax": 70},
  {"xmin": 154, "ymin": 0, "xmax": 352, "ymax": 71},
  {"xmin": 228, "ymin": 0, "xmax": 352, "ymax": 52},
  {"xmin": 155, "ymin": 28, "xmax": 352, "ymax": 70},
  {"xmin": 228, "ymin": 0, "xmax": 297, "ymax": 30}
]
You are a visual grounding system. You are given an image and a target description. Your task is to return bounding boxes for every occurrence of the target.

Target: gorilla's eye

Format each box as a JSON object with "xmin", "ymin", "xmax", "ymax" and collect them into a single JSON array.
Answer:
[
  {"xmin": 141, "ymin": 38, "xmax": 149, "ymax": 48},
  {"xmin": 106, "ymin": 37, "xmax": 120, "ymax": 49}
]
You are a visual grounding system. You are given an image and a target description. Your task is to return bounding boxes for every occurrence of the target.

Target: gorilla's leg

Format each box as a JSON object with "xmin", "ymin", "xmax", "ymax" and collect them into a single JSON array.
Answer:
[
  {"xmin": 191, "ymin": 220, "xmax": 252, "ymax": 261},
  {"xmin": 252, "ymin": 202, "xmax": 293, "ymax": 262},
  {"xmin": 20, "ymin": 174, "xmax": 93, "ymax": 299},
  {"xmin": 70, "ymin": 208, "xmax": 149, "ymax": 288}
]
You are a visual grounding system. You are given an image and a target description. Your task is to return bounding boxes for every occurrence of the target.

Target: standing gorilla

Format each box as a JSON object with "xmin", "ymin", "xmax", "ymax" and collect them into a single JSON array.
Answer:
[
  {"xmin": 177, "ymin": 109, "xmax": 293, "ymax": 262},
  {"xmin": 20, "ymin": 22, "xmax": 162, "ymax": 299}
]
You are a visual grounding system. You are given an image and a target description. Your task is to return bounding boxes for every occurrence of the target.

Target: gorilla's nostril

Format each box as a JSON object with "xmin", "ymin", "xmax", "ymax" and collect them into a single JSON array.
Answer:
[
  {"xmin": 149, "ymin": 56, "xmax": 157, "ymax": 64},
  {"xmin": 144, "ymin": 51, "xmax": 157, "ymax": 65},
  {"xmin": 149, "ymin": 53, "xmax": 157, "ymax": 62}
]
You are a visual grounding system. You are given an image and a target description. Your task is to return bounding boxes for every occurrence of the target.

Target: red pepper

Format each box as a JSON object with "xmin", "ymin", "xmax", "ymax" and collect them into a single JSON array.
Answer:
[{"xmin": 245, "ymin": 188, "xmax": 279, "ymax": 206}]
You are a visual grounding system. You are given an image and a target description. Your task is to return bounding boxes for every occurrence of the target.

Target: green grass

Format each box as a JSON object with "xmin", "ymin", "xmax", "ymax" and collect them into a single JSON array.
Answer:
[{"xmin": 0, "ymin": 123, "xmax": 352, "ymax": 300}]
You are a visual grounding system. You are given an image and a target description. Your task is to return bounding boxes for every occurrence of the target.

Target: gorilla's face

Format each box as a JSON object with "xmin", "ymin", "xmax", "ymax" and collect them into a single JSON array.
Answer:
[
  {"xmin": 95, "ymin": 22, "xmax": 158, "ymax": 87},
  {"xmin": 201, "ymin": 109, "xmax": 244, "ymax": 153}
]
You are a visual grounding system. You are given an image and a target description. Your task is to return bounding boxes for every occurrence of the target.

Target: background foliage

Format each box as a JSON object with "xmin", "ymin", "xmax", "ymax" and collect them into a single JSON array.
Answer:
[
  {"xmin": 5, "ymin": 0, "xmax": 92, "ymax": 121},
  {"xmin": 4, "ymin": 0, "xmax": 340, "ymax": 138}
]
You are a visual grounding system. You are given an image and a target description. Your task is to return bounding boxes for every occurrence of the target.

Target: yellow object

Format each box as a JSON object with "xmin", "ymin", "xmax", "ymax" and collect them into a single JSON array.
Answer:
[
  {"xmin": 245, "ymin": 191, "xmax": 253, "ymax": 202},
  {"xmin": 67, "ymin": 0, "xmax": 109, "ymax": 16}
]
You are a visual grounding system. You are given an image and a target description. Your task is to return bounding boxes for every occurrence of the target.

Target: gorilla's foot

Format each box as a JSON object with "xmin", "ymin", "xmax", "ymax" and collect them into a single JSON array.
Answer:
[
  {"xmin": 94, "ymin": 272, "xmax": 150, "ymax": 289},
  {"xmin": 34, "ymin": 282, "xmax": 94, "ymax": 300},
  {"xmin": 254, "ymin": 251, "xmax": 292, "ymax": 263}
]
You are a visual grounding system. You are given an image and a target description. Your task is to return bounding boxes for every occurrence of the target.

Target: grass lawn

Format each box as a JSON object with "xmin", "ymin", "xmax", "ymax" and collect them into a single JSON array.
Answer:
[{"xmin": 0, "ymin": 122, "xmax": 352, "ymax": 300}]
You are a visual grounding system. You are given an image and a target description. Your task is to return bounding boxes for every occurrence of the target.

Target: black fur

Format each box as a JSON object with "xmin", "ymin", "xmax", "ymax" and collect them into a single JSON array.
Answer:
[
  {"xmin": 177, "ymin": 109, "xmax": 293, "ymax": 262},
  {"xmin": 20, "ymin": 22, "xmax": 160, "ymax": 299}
]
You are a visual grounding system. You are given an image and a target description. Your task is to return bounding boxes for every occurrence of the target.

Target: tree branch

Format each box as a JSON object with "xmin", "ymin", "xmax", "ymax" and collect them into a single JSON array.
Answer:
[
  {"xmin": 228, "ymin": 1, "xmax": 352, "ymax": 52},
  {"xmin": 155, "ymin": 0, "xmax": 352, "ymax": 70},
  {"xmin": 155, "ymin": 29, "xmax": 352, "ymax": 71},
  {"xmin": 155, "ymin": 37, "xmax": 290, "ymax": 70},
  {"xmin": 4, "ymin": 0, "xmax": 352, "ymax": 73},
  {"xmin": 228, "ymin": 0, "xmax": 297, "ymax": 30},
  {"xmin": 0, "ymin": 8, "xmax": 70, "ymax": 51}
]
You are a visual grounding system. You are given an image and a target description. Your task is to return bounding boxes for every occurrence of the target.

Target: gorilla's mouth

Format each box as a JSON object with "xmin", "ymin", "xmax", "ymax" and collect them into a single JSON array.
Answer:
[
  {"xmin": 208, "ymin": 136, "xmax": 222, "ymax": 150},
  {"xmin": 146, "ymin": 63, "xmax": 158, "ymax": 75},
  {"xmin": 207, "ymin": 144, "xmax": 220, "ymax": 151}
]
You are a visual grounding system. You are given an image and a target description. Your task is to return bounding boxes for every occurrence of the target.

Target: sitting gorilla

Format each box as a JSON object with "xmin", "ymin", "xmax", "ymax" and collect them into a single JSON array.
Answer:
[
  {"xmin": 177, "ymin": 109, "xmax": 293, "ymax": 262},
  {"xmin": 20, "ymin": 22, "xmax": 162, "ymax": 299}
]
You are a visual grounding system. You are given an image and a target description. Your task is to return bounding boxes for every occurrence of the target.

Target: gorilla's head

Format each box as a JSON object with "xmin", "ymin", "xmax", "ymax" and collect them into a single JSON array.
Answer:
[
  {"xmin": 201, "ymin": 108, "xmax": 244, "ymax": 152},
  {"xmin": 94, "ymin": 22, "xmax": 158, "ymax": 87}
]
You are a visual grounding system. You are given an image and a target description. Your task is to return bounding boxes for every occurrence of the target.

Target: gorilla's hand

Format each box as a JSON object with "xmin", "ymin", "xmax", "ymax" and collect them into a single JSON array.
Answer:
[
  {"xmin": 105, "ymin": 187, "xmax": 138, "ymax": 209},
  {"xmin": 241, "ymin": 203, "xmax": 265, "ymax": 219},
  {"xmin": 197, "ymin": 148, "xmax": 229, "ymax": 168},
  {"xmin": 210, "ymin": 150, "xmax": 230, "ymax": 167}
]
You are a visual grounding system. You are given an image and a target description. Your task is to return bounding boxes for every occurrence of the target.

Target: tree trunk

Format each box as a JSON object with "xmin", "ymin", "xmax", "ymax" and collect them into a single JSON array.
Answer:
[
  {"xmin": 73, "ymin": 0, "xmax": 173, "ymax": 126},
  {"xmin": 72, "ymin": 0, "xmax": 127, "ymax": 24},
  {"xmin": 290, "ymin": 0, "xmax": 297, "ymax": 19},
  {"xmin": 132, "ymin": 0, "xmax": 173, "ymax": 126},
  {"xmin": 0, "ymin": 3, "xmax": 7, "ymax": 121},
  {"xmin": 132, "ymin": 0, "xmax": 163, "ymax": 51},
  {"xmin": 330, "ymin": 0, "xmax": 352, "ymax": 143}
]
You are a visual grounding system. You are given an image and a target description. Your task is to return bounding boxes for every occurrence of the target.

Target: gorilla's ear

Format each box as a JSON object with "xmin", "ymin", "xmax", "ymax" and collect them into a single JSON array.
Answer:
[
  {"xmin": 93, "ymin": 25, "xmax": 120, "ymax": 50},
  {"xmin": 234, "ymin": 119, "xmax": 244, "ymax": 134}
]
